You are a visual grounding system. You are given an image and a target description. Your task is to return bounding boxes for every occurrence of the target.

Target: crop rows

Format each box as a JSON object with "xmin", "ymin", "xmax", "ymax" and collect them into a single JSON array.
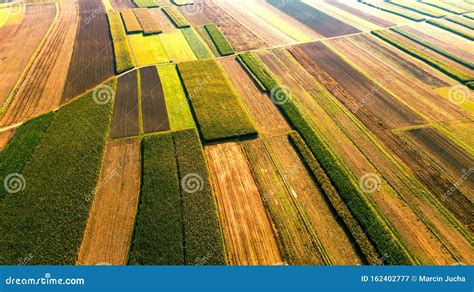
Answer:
[
  {"xmin": 359, "ymin": 0, "xmax": 425, "ymax": 21},
  {"xmin": 391, "ymin": 27, "xmax": 474, "ymax": 69},
  {"xmin": 0, "ymin": 80, "xmax": 115, "ymax": 264},
  {"xmin": 426, "ymin": 19, "xmax": 474, "ymax": 41},
  {"xmin": 237, "ymin": 51, "xmax": 416, "ymax": 265},
  {"xmin": 129, "ymin": 133, "xmax": 184, "ymax": 265},
  {"xmin": 446, "ymin": 16, "xmax": 474, "ymax": 30},
  {"xmin": 372, "ymin": 30, "xmax": 474, "ymax": 84},
  {"xmin": 388, "ymin": 0, "xmax": 446, "ymax": 18},
  {"xmin": 134, "ymin": 8, "xmax": 162, "ymax": 35},
  {"xmin": 419, "ymin": 0, "xmax": 467, "ymax": 14},
  {"xmin": 121, "ymin": 9, "xmax": 143, "ymax": 34},
  {"xmin": 162, "ymin": 7, "xmax": 190, "ymax": 28},
  {"xmin": 181, "ymin": 27, "xmax": 214, "ymax": 59},
  {"xmin": 203, "ymin": 24, "xmax": 234, "ymax": 56},
  {"xmin": 177, "ymin": 60, "xmax": 257, "ymax": 141},
  {"xmin": 107, "ymin": 12, "xmax": 135, "ymax": 73}
]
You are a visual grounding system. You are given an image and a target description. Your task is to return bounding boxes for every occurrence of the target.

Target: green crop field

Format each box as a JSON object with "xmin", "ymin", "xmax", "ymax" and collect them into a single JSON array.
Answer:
[
  {"xmin": 108, "ymin": 12, "xmax": 135, "ymax": 73},
  {"xmin": 177, "ymin": 60, "xmax": 257, "ymax": 141},
  {"xmin": 133, "ymin": 0, "xmax": 160, "ymax": 8},
  {"xmin": 128, "ymin": 133, "xmax": 185, "ymax": 265},
  {"xmin": 204, "ymin": 24, "xmax": 234, "ymax": 56},
  {"xmin": 181, "ymin": 27, "xmax": 214, "ymax": 59},
  {"xmin": 0, "ymin": 80, "xmax": 115, "ymax": 264},
  {"xmin": 162, "ymin": 7, "xmax": 190, "ymax": 28}
]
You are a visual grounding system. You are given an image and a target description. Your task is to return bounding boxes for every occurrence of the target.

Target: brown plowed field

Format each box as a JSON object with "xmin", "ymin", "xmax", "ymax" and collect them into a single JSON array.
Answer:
[
  {"xmin": 0, "ymin": 4, "xmax": 55, "ymax": 107},
  {"xmin": 110, "ymin": 71, "xmax": 139, "ymax": 139},
  {"xmin": 178, "ymin": 3, "xmax": 211, "ymax": 26},
  {"xmin": 140, "ymin": 66, "xmax": 170, "ymax": 134},
  {"xmin": 199, "ymin": 1, "xmax": 266, "ymax": 52},
  {"xmin": 205, "ymin": 142, "xmax": 283, "ymax": 265},
  {"xmin": 134, "ymin": 8, "xmax": 161, "ymax": 35},
  {"xmin": 266, "ymin": 135, "xmax": 364, "ymax": 265},
  {"xmin": 327, "ymin": 35, "xmax": 470, "ymax": 124},
  {"xmin": 0, "ymin": 129, "xmax": 14, "ymax": 150},
  {"xmin": 214, "ymin": 0, "xmax": 294, "ymax": 47},
  {"xmin": 292, "ymin": 42, "xmax": 474, "ymax": 233},
  {"xmin": 61, "ymin": 0, "xmax": 115, "ymax": 102},
  {"xmin": 110, "ymin": 0, "xmax": 136, "ymax": 11},
  {"xmin": 219, "ymin": 57, "xmax": 290, "ymax": 136},
  {"xmin": 243, "ymin": 139, "xmax": 327, "ymax": 265},
  {"xmin": 327, "ymin": 1, "xmax": 394, "ymax": 28},
  {"xmin": 77, "ymin": 139, "xmax": 140, "ymax": 265},
  {"xmin": 150, "ymin": 7, "xmax": 175, "ymax": 32},
  {"xmin": 264, "ymin": 48, "xmax": 460, "ymax": 264},
  {"xmin": 1, "ymin": 1, "xmax": 79, "ymax": 127},
  {"xmin": 267, "ymin": 0, "xmax": 360, "ymax": 38}
]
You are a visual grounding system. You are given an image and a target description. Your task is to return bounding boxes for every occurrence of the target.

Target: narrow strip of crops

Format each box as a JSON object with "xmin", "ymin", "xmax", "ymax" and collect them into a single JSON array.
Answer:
[
  {"xmin": 133, "ymin": 0, "xmax": 159, "ymax": 8},
  {"xmin": 464, "ymin": 13, "xmax": 474, "ymax": 21},
  {"xmin": 420, "ymin": 0, "xmax": 467, "ymax": 14},
  {"xmin": 181, "ymin": 27, "xmax": 214, "ymax": 59},
  {"xmin": 171, "ymin": 0, "xmax": 193, "ymax": 6},
  {"xmin": 446, "ymin": 16, "xmax": 474, "ymax": 30},
  {"xmin": 177, "ymin": 60, "xmax": 257, "ymax": 141},
  {"xmin": 203, "ymin": 24, "xmax": 234, "ymax": 56},
  {"xmin": 162, "ymin": 6, "xmax": 190, "ymax": 28},
  {"xmin": 237, "ymin": 52, "xmax": 417, "ymax": 265},
  {"xmin": 288, "ymin": 131, "xmax": 380, "ymax": 264},
  {"xmin": 391, "ymin": 27, "xmax": 474, "ymax": 69},
  {"xmin": 107, "ymin": 12, "xmax": 135, "ymax": 73},
  {"xmin": 359, "ymin": 0, "xmax": 425, "ymax": 21},
  {"xmin": 388, "ymin": 0, "xmax": 447, "ymax": 18},
  {"xmin": 372, "ymin": 30, "xmax": 474, "ymax": 84},
  {"xmin": 172, "ymin": 128, "xmax": 225, "ymax": 265},
  {"xmin": 426, "ymin": 19, "xmax": 474, "ymax": 41},
  {"xmin": 0, "ymin": 113, "xmax": 53, "ymax": 199},
  {"xmin": 0, "ymin": 80, "xmax": 115, "ymax": 264},
  {"xmin": 121, "ymin": 9, "xmax": 143, "ymax": 33},
  {"xmin": 128, "ymin": 133, "xmax": 184, "ymax": 265}
]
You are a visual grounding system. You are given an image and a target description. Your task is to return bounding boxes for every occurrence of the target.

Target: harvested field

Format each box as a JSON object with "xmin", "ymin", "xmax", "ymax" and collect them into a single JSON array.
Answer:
[
  {"xmin": 214, "ymin": 0, "xmax": 295, "ymax": 46},
  {"xmin": 243, "ymin": 139, "xmax": 328, "ymax": 265},
  {"xmin": 121, "ymin": 9, "xmax": 142, "ymax": 33},
  {"xmin": 140, "ymin": 66, "xmax": 170, "ymax": 134},
  {"xmin": 0, "ymin": 1, "xmax": 78, "ymax": 127},
  {"xmin": 77, "ymin": 139, "xmax": 140, "ymax": 265},
  {"xmin": 177, "ymin": 60, "xmax": 257, "ymax": 141},
  {"xmin": 128, "ymin": 133, "xmax": 184, "ymax": 265},
  {"xmin": 162, "ymin": 6, "xmax": 190, "ymax": 28},
  {"xmin": 157, "ymin": 64, "xmax": 195, "ymax": 130},
  {"xmin": 275, "ymin": 47, "xmax": 471, "ymax": 264},
  {"xmin": 293, "ymin": 42, "xmax": 474, "ymax": 233},
  {"xmin": 360, "ymin": 0, "xmax": 425, "ymax": 21},
  {"xmin": 199, "ymin": 1, "xmax": 266, "ymax": 51},
  {"xmin": 446, "ymin": 15, "xmax": 474, "ymax": 30},
  {"xmin": 205, "ymin": 142, "xmax": 283, "ymax": 265},
  {"xmin": 111, "ymin": 0, "xmax": 137, "ymax": 11},
  {"xmin": 110, "ymin": 71, "xmax": 139, "ymax": 139},
  {"xmin": 108, "ymin": 11, "xmax": 135, "ymax": 73},
  {"xmin": 427, "ymin": 18, "xmax": 474, "ymax": 40},
  {"xmin": 149, "ymin": 7, "xmax": 175, "ymax": 32},
  {"xmin": 344, "ymin": 0, "xmax": 412, "ymax": 25},
  {"xmin": 134, "ymin": 8, "xmax": 162, "ymax": 34},
  {"xmin": 128, "ymin": 33, "xmax": 168, "ymax": 66},
  {"xmin": 181, "ymin": 27, "xmax": 214, "ymax": 59},
  {"xmin": 160, "ymin": 30, "xmax": 197, "ymax": 62},
  {"xmin": 0, "ymin": 3, "xmax": 55, "ymax": 108},
  {"xmin": 266, "ymin": 134, "xmax": 364, "ymax": 265},
  {"xmin": 389, "ymin": 0, "xmax": 447, "ymax": 18},
  {"xmin": 172, "ymin": 128, "xmax": 225, "ymax": 265},
  {"xmin": 326, "ymin": 35, "xmax": 471, "ymax": 124},
  {"xmin": 420, "ymin": 0, "xmax": 468, "ymax": 14},
  {"xmin": 326, "ymin": 1, "xmax": 394, "ymax": 28},
  {"xmin": 267, "ymin": 0, "xmax": 360, "ymax": 37},
  {"xmin": 62, "ymin": 0, "xmax": 115, "ymax": 102},
  {"xmin": 0, "ymin": 129, "xmax": 14, "ymax": 150},
  {"xmin": 178, "ymin": 3, "xmax": 211, "ymax": 26},
  {"xmin": 219, "ymin": 57, "xmax": 290, "ymax": 136}
]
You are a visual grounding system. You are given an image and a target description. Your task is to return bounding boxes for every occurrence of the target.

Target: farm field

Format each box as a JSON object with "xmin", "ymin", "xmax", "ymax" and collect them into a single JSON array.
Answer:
[
  {"xmin": 77, "ymin": 138, "xmax": 140, "ymax": 265},
  {"xmin": 0, "ymin": 0, "xmax": 472, "ymax": 268}
]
